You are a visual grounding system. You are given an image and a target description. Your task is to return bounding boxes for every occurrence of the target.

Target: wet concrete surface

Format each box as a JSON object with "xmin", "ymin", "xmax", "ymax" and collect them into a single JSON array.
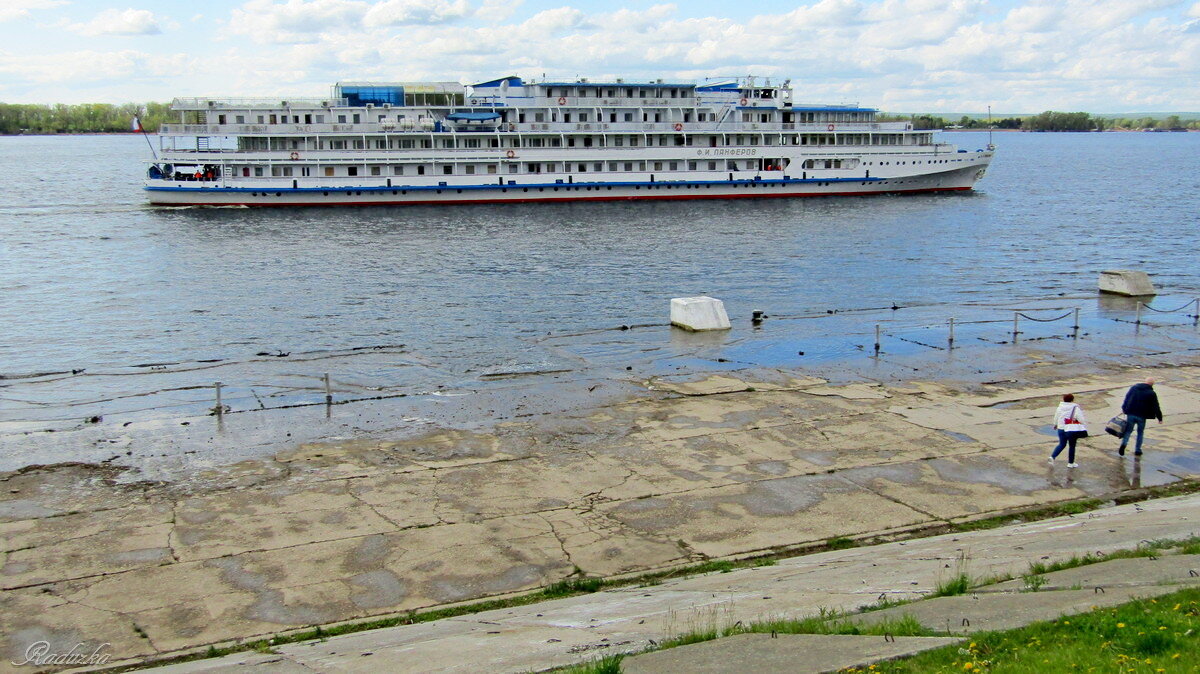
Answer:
[{"xmin": 1, "ymin": 337, "xmax": 1200, "ymax": 670}]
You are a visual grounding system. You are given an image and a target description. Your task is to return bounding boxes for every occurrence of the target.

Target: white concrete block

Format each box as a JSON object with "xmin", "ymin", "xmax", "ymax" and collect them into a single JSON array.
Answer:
[
  {"xmin": 1098, "ymin": 270, "xmax": 1156, "ymax": 296},
  {"xmin": 671, "ymin": 296, "xmax": 731, "ymax": 332}
]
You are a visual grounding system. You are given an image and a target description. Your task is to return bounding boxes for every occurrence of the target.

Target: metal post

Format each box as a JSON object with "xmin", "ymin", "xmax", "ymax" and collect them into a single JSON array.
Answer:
[
  {"xmin": 324, "ymin": 373, "xmax": 332, "ymax": 404},
  {"xmin": 1012, "ymin": 312, "xmax": 1020, "ymax": 341},
  {"xmin": 874, "ymin": 324, "xmax": 881, "ymax": 355},
  {"xmin": 1194, "ymin": 299, "xmax": 1199, "ymax": 327},
  {"xmin": 1135, "ymin": 302, "xmax": 1142, "ymax": 325},
  {"xmin": 1073, "ymin": 307, "xmax": 1080, "ymax": 332},
  {"xmin": 214, "ymin": 381, "xmax": 223, "ymax": 416},
  {"xmin": 948, "ymin": 317, "xmax": 955, "ymax": 350}
]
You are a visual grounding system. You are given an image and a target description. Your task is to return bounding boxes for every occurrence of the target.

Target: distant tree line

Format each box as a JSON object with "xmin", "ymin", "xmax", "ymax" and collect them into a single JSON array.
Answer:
[
  {"xmin": 880, "ymin": 111, "xmax": 1199, "ymax": 132},
  {"xmin": 3, "ymin": 101, "xmax": 1198, "ymax": 135},
  {"xmin": 0, "ymin": 102, "xmax": 173, "ymax": 135}
]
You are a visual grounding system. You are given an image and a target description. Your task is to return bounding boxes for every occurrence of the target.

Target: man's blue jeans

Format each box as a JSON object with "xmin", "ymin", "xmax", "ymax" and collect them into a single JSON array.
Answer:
[{"xmin": 1120, "ymin": 414, "xmax": 1147, "ymax": 453}]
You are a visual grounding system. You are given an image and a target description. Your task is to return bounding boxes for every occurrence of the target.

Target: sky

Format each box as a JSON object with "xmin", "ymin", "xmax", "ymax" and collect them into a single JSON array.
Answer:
[{"xmin": 1, "ymin": 0, "xmax": 1199, "ymax": 112}]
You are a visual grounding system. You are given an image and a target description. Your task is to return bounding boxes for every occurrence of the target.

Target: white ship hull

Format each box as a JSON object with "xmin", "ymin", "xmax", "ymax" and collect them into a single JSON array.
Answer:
[{"xmin": 146, "ymin": 160, "xmax": 989, "ymax": 207}]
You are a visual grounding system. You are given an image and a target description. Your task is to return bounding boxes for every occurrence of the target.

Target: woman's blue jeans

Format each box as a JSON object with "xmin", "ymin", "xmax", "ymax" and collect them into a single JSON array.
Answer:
[{"xmin": 1052, "ymin": 429, "xmax": 1081, "ymax": 462}]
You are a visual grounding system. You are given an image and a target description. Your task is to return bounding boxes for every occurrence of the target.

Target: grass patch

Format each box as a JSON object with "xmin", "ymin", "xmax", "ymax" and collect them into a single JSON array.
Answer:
[
  {"xmin": 951, "ymin": 499, "xmax": 1106, "ymax": 533},
  {"xmin": 557, "ymin": 654, "xmax": 624, "ymax": 674},
  {"xmin": 932, "ymin": 572, "xmax": 972, "ymax": 598},
  {"xmin": 847, "ymin": 586, "xmax": 1200, "ymax": 672},
  {"xmin": 826, "ymin": 536, "xmax": 858, "ymax": 550}
]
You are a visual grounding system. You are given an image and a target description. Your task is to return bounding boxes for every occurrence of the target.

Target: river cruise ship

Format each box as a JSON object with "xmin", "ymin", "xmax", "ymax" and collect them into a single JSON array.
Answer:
[{"xmin": 144, "ymin": 76, "xmax": 993, "ymax": 206}]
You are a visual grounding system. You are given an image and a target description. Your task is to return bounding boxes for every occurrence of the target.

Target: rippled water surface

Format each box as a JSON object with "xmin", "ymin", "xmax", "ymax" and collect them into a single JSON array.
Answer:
[{"xmin": 2, "ymin": 131, "xmax": 1199, "ymax": 429}]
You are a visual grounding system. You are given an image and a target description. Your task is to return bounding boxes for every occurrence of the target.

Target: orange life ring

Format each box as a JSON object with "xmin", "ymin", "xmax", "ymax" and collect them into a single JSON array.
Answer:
[
  {"xmin": 290, "ymin": 151, "xmax": 300, "ymax": 160},
  {"xmin": 505, "ymin": 150, "xmax": 516, "ymax": 158},
  {"xmin": 557, "ymin": 97, "xmax": 566, "ymax": 105},
  {"xmin": 740, "ymin": 97, "xmax": 748, "ymax": 106},
  {"xmin": 673, "ymin": 123, "xmax": 683, "ymax": 132},
  {"xmin": 827, "ymin": 124, "xmax": 835, "ymax": 132}
]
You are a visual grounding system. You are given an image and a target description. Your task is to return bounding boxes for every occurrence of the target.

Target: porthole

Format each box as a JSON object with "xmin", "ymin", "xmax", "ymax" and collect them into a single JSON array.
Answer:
[
  {"xmin": 323, "ymin": 191, "xmax": 328, "ymax": 196},
  {"xmin": 275, "ymin": 192, "xmax": 281, "ymax": 197}
]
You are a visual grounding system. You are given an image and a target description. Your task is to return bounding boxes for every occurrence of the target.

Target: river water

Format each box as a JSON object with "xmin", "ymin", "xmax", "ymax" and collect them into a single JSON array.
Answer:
[{"xmin": 2, "ymin": 131, "xmax": 1199, "ymax": 463}]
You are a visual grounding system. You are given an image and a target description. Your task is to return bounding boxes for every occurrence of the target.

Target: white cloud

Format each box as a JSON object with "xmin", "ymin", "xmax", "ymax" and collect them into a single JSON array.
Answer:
[
  {"xmin": 363, "ymin": 0, "xmax": 472, "ymax": 26},
  {"xmin": 68, "ymin": 8, "xmax": 165, "ymax": 36},
  {"xmin": 5, "ymin": 0, "xmax": 1200, "ymax": 111},
  {"xmin": 0, "ymin": 0, "xmax": 66, "ymax": 22},
  {"xmin": 475, "ymin": 0, "xmax": 521, "ymax": 23},
  {"xmin": 229, "ymin": 0, "xmax": 369, "ymax": 43}
]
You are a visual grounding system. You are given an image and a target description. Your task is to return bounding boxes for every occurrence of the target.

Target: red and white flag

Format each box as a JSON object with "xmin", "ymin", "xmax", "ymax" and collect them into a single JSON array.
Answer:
[{"xmin": 131, "ymin": 116, "xmax": 142, "ymax": 132}]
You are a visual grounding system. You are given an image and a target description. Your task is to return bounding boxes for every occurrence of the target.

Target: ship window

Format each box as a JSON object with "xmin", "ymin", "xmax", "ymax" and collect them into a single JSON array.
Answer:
[
  {"xmin": 577, "ymin": 164, "xmax": 586, "ymax": 172},
  {"xmin": 487, "ymin": 165, "xmax": 497, "ymax": 174},
  {"xmin": 348, "ymin": 167, "xmax": 358, "ymax": 176},
  {"xmin": 639, "ymin": 161, "xmax": 646, "ymax": 171},
  {"xmin": 629, "ymin": 136, "xmax": 638, "ymax": 147},
  {"xmin": 325, "ymin": 167, "xmax": 334, "ymax": 177},
  {"xmin": 669, "ymin": 162, "xmax": 678, "ymax": 170},
  {"xmin": 465, "ymin": 166, "xmax": 475, "ymax": 175},
  {"xmin": 338, "ymin": 114, "xmax": 347, "ymax": 123},
  {"xmin": 417, "ymin": 166, "xmax": 425, "ymax": 175},
  {"xmin": 624, "ymin": 162, "xmax": 633, "ymax": 171},
  {"xmin": 579, "ymin": 113, "xmax": 588, "ymax": 122},
  {"xmin": 594, "ymin": 162, "xmax": 602, "ymax": 171},
  {"xmin": 315, "ymin": 115, "xmax": 324, "ymax": 123},
  {"xmin": 371, "ymin": 166, "xmax": 381, "ymax": 176},
  {"xmin": 394, "ymin": 166, "xmax": 404, "ymax": 175},
  {"xmin": 255, "ymin": 167, "xmax": 264, "ymax": 176},
  {"xmin": 242, "ymin": 167, "xmax": 250, "ymax": 177},
  {"xmin": 613, "ymin": 137, "xmax": 623, "ymax": 147},
  {"xmin": 443, "ymin": 165, "xmax": 453, "ymax": 174},
  {"xmin": 708, "ymin": 161, "xmax": 716, "ymax": 170},
  {"xmin": 653, "ymin": 162, "xmax": 662, "ymax": 171},
  {"xmin": 353, "ymin": 114, "xmax": 361, "ymax": 123},
  {"xmin": 688, "ymin": 161, "xmax": 696, "ymax": 170},
  {"xmin": 624, "ymin": 113, "xmax": 633, "ymax": 122},
  {"xmin": 257, "ymin": 115, "xmax": 264, "ymax": 123}
]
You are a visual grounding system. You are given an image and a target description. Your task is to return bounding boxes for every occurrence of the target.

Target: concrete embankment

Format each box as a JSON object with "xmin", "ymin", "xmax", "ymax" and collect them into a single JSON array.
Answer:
[{"xmin": 1, "ymin": 358, "xmax": 1199, "ymax": 671}]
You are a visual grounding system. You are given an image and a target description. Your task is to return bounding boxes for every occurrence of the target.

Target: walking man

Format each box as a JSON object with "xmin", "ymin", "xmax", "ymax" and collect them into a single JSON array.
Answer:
[{"xmin": 1119, "ymin": 377, "xmax": 1163, "ymax": 456}]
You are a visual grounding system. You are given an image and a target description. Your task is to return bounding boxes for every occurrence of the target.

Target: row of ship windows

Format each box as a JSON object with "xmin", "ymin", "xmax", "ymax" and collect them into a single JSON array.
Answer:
[
  {"xmin": 255, "ymin": 160, "xmax": 784, "ymax": 177},
  {"xmin": 243, "ymin": 179, "xmax": 928, "ymax": 198},
  {"xmin": 240, "ymin": 156, "xmax": 966, "ymax": 178},
  {"xmin": 210, "ymin": 111, "xmax": 875, "ymax": 126},
  {"xmin": 232, "ymin": 134, "xmax": 925, "ymax": 152}
]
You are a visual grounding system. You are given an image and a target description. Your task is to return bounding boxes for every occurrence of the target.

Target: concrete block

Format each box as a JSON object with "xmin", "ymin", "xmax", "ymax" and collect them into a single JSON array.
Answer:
[
  {"xmin": 670, "ymin": 296, "xmax": 731, "ymax": 332},
  {"xmin": 622, "ymin": 633, "xmax": 961, "ymax": 674},
  {"xmin": 1099, "ymin": 270, "xmax": 1156, "ymax": 296}
]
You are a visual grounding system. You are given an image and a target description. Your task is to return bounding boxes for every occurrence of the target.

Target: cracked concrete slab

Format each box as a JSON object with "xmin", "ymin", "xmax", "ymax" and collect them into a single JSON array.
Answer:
[{"xmin": 4, "ymin": 366, "xmax": 1200, "ymax": 669}]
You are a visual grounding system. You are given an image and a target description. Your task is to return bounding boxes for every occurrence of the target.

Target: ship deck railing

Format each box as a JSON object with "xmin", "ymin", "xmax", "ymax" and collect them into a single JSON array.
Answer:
[
  {"xmin": 158, "ymin": 121, "xmax": 918, "ymax": 136},
  {"xmin": 172, "ymin": 97, "xmax": 349, "ymax": 109},
  {"xmin": 152, "ymin": 145, "xmax": 962, "ymax": 162}
]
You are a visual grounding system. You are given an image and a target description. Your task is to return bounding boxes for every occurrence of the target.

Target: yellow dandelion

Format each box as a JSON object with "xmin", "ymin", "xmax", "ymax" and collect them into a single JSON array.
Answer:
[
  {"xmin": 1173, "ymin": 654, "xmax": 1181, "ymax": 659},
  {"xmin": 1117, "ymin": 623, "xmax": 1125, "ymax": 628},
  {"xmin": 1145, "ymin": 659, "xmax": 1153, "ymax": 665},
  {"xmin": 1160, "ymin": 626, "xmax": 1167, "ymax": 630},
  {"xmin": 963, "ymin": 663, "xmax": 975, "ymax": 671},
  {"xmin": 1174, "ymin": 603, "xmax": 1181, "ymax": 610}
]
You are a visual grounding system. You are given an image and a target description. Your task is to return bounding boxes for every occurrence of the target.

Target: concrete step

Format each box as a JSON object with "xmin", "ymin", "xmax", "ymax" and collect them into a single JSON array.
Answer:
[
  {"xmin": 620, "ymin": 633, "xmax": 961, "ymax": 674},
  {"xmin": 851, "ymin": 584, "xmax": 1185, "ymax": 636},
  {"xmin": 980, "ymin": 553, "xmax": 1200, "ymax": 593}
]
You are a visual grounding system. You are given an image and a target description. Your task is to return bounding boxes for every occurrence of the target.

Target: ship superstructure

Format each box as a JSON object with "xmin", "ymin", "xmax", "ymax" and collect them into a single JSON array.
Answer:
[{"xmin": 144, "ymin": 76, "xmax": 993, "ymax": 206}]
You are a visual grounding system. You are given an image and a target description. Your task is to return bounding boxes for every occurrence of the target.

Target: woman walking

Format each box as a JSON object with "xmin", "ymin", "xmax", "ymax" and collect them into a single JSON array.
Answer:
[{"xmin": 1050, "ymin": 393, "xmax": 1088, "ymax": 468}]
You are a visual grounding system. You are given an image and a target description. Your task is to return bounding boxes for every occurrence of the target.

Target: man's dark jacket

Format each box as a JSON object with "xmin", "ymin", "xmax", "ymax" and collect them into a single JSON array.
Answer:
[{"xmin": 1122, "ymin": 383, "xmax": 1163, "ymax": 421}]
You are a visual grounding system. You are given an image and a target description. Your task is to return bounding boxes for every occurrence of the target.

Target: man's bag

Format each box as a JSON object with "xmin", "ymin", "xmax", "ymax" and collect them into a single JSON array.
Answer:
[{"xmin": 1105, "ymin": 414, "xmax": 1128, "ymax": 437}]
